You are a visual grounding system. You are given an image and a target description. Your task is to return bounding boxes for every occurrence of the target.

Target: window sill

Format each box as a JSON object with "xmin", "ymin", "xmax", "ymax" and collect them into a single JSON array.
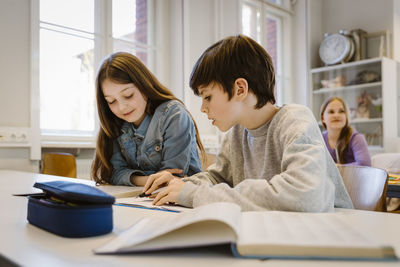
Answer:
[
  {"xmin": 41, "ymin": 140, "xmax": 96, "ymax": 148},
  {"xmin": 0, "ymin": 143, "xmax": 31, "ymax": 148}
]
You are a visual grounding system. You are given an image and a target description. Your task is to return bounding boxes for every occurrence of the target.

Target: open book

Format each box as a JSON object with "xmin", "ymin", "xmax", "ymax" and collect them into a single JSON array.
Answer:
[
  {"xmin": 94, "ymin": 202, "xmax": 397, "ymax": 261},
  {"xmin": 115, "ymin": 197, "xmax": 191, "ymax": 213},
  {"xmin": 96, "ymin": 185, "xmax": 144, "ymax": 198},
  {"xmin": 96, "ymin": 185, "xmax": 190, "ymax": 212}
]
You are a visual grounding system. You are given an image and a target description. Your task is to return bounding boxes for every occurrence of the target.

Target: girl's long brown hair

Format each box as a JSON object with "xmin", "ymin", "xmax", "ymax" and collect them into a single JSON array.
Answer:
[
  {"xmin": 91, "ymin": 52, "xmax": 205, "ymax": 184},
  {"xmin": 320, "ymin": 96, "xmax": 353, "ymax": 164}
]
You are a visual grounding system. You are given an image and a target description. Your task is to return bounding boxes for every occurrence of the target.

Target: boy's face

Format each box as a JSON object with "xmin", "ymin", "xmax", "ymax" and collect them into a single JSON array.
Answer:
[{"xmin": 198, "ymin": 83, "xmax": 240, "ymax": 132}]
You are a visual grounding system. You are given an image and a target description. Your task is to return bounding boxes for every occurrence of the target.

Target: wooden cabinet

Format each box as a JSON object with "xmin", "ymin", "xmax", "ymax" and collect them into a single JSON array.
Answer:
[{"xmin": 310, "ymin": 57, "xmax": 399, "ymax": 154}]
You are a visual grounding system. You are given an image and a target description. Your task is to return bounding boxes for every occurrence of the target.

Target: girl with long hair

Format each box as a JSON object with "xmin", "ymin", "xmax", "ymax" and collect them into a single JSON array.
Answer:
[
  {"xmin": 91, "ymin": 52, "xmax": 205, "ymax": 185},
  {"xmin": 320, "ymin": 96, "xmax": 371, "ymax": 166}
]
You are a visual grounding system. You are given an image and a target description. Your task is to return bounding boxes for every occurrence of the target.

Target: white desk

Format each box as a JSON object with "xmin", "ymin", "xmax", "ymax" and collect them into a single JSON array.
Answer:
[{"xmin": 1, "ymin": 170, "xmax": 400, "ymax": 267}]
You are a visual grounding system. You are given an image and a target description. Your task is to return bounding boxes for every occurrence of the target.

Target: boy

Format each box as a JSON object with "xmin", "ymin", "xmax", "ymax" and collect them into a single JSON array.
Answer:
[{"xmin": 143, "ymin": 35, "xmax": 353, "ymax": 211}]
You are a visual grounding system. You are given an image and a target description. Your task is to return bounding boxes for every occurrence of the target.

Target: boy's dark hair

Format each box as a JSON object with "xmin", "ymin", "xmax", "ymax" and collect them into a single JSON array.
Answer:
[{"xmin": 190, "ymin": 34, "xmax": 276, "ymax": 108}]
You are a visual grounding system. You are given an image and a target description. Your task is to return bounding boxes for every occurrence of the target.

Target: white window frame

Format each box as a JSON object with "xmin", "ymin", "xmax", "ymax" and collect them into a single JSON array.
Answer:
[
  {"xmin": 30, "ymin": 0, "xmax": 156, "ymax": 159},
  {"xmin": 240, "ymin": 0, "xmax": 262, "ymax": 43},
  {"xmin": 240, "ymin": 0, "xmax": 293, "ymax": 106}
]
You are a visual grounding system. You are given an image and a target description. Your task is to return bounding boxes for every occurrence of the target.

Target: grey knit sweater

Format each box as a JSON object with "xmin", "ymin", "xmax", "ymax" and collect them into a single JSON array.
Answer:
[{"xmin": 178, "ymin": 104, "xmax": 353, "ymax": 211}]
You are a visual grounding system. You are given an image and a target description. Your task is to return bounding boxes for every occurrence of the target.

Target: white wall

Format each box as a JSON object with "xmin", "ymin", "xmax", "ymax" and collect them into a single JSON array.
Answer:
[
  {"xmin": 291, "ymin": 0, "xmax": 310, "ymax": 106},
  {"xmin": 183, "ymin": 0, "xmax": 217, "ymax": 136},
  {"xmin": 291, "ymin": 0, "xmax": 396, "ymax": 106},
  {"xmin": 307, "ymin": 0, "xmax": 394, "ymax": 68},
  {"xmin": 303, "ymin": 0, "xmax": 400, "ymax": 151},
  {"xmin": 393, "ymin": 0, "xmax": 400, "ymax": 61},
  {"xmin": 0, "ymin": 0, "xmax": 30, "ymax": 126},
  {"xmin": 322, "ymin": 0, "xmax": 393, "ymax": 35},
  {"xmin": 183, "ymin": 0, "xmax": 241, "ymax": 136},
  {"xmin": 154, "ymin": 0, "xmax": 172, "ymax": 93},
  {"xmin": 0, "ymin": 0, "xmax": 37, "ymax": 172}
]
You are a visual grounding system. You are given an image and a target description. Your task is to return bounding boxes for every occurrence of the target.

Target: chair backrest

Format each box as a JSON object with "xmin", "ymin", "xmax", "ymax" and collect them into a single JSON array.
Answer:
[
  {"xmin": 337, "ymin": 165, "xmax": 388, "ymax": 211},
  {"xmin": 371, "ymin": 153, "xmax": 400, "ymax": 212},
  {"xmin": 201, "ymin": 153, "xmax": 216, "ymax": 170},
  {"xmin": 371, "ymin": 153, "xmax": 400, "ymax": 175},
  {"xmin": 42, "ymin": 152, "xmax": 77, "ymax": 178}
]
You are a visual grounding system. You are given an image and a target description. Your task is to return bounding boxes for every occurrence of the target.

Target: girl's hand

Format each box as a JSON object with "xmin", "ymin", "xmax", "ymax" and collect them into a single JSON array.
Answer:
[
  {"xmin": 152, "ymin": 178, "xmax": 185, "ymax": 205},
  {"xmin": 143, "ymin": 169, "xmax": 182, "ymax": 195}
]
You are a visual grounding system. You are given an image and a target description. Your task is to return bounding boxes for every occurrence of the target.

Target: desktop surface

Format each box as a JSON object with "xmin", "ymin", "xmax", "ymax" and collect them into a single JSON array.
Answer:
[{"xmin": 1, "ymin": 170, "xmax": 400, "ymax": 267}]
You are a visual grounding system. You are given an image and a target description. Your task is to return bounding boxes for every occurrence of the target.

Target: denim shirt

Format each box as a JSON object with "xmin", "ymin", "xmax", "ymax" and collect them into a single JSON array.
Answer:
[{"xmin": 109, "ymin": 100, "xmax": 202, "ymax": 185}]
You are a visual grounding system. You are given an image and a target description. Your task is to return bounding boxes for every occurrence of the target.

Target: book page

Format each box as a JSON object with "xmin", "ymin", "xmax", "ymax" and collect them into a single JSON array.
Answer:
[
  {"xmin": 116, "ymin": 197, "xmax": 191, "ymax": 213},
  {"xmin": 238, "ymin": 211, "xmax": 375, "ymax": 247},
  {"xmin": 235, "ymin": 211, "xmax": 396, "ymax": 259},
  {"xmin": 96, "ymin": 185, "xmax": 143, "ymax": 198},
  {"xmin": 94, "ymin": 202, "xmax": 241, "ymax": 254}
]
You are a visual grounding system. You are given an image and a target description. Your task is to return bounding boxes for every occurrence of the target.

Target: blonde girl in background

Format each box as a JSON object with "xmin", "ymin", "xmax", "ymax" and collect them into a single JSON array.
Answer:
[{"xmin": 320, "ymin": 96, "xmax": 371, "ymax": 166}]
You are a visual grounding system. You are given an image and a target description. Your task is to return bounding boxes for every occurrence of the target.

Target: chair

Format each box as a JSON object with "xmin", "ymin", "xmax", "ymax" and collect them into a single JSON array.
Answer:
[
  {"xmin": 41, "ymin": 152, "xmax": 77, "ymax": 178},
  {"xmin": 371, "ymin": 153, "xmax": 400, "ymax": 212},
  {"xmin": 201, "ymin": 153, "xmax": 217, "ymax": 170},
  {"xmin": 337, "ymin": 165, "xmax": 388, "ymax": 212},
  {"xmin": 372, "ymin": 153, "xmax": 400, "ymax": 175}
]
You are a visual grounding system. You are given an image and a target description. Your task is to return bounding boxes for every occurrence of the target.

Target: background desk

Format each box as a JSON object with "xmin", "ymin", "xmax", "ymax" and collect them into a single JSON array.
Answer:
[
  {"xmin": 388, "ymin": 184, "xmax": 400, "ymax": 198},
  {"xmin": 1, "ymin": 170, "xmax": 400, "ymax": 267}
]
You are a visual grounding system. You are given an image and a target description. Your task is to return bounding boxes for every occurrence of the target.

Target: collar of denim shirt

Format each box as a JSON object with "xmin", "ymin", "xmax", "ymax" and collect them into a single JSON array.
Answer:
[{"xmin": 120, "ymin": 114, "xmax": 151, "ymax": 140}]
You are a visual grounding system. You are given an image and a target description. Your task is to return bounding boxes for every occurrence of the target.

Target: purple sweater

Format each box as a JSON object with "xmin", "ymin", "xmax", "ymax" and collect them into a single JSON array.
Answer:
[{"xmin": 322, "ymin": 131, "xmax": 371, "ymax": 166}]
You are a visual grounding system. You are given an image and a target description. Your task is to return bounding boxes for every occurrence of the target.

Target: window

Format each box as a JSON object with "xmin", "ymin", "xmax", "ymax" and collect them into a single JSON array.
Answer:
[
  {"xmin": 32, "ymin": 0, "xmax": 154, "ymax": 146},
  {"xmin": 39, "ymin": 0, "xmax": 95, "ymax": 136},
  {"xmin": 241, "ymin": 1, "xmax": 261, "ymax": 43},
  {"xmin": 112, "ymin": 0, "xmax": 155, "ymax": 68},
  {"xmin": 241, "ymin": 0, "xmax": 292, "ymax": 106}
]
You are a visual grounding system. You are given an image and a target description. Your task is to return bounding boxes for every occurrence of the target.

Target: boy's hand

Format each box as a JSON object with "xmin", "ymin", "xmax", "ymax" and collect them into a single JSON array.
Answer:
[
  {"xmin": 143, "ymin": 169, "xmax": 182, "ymax": 195},
  {"xmin": 152, "ymin": 178, "xmax": 185, "ymax": 206}
]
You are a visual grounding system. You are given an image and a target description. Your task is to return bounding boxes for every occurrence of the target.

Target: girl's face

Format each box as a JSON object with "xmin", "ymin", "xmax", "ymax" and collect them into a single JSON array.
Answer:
[
  {"xmin": 102, "ymin": 79, "xmax": 148, "ymax": 127},
  {"xmin": 322, "ymin": 99, "xmax": 347, "ymax": 131}
]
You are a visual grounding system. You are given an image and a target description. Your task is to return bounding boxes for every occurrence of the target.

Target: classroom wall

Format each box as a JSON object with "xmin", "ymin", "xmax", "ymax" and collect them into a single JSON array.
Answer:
[
  {"xmin": 182, "ymin": 0, "xmax": 241, "ymax": 137},
  {"xmin": 291, "ymin": 0, "xmax": 310, "ymax": 106},
  {"xmin": 0, "ymin": 0, "xmax": 30, "ymax": 127},
  {"xmin": 394, "ymin": 0, "xmax": 400, "ymax": 62},
  {"xmin": 306, "ymin": 0, "xmax": 400, "ymax": 149},
  {"xmin": 322, "ymin": 0, "xmax": 393, "ymax": 35},
  {"xmin": 183, "ymin": 0, "xmax": 218, "ymax": 136},
  {"xmin": 0, "ymin": 0, "xmax": 37, "ymax": 172},
  {"xmin": 308, "ymin": 0, "xmax": 394, "ymax": 68}
]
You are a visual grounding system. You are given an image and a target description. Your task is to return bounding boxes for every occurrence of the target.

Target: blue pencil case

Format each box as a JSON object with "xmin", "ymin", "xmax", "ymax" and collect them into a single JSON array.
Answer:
[{"xmin": 27, "ymin": 180, "xmax": 115, "ymax": 238}]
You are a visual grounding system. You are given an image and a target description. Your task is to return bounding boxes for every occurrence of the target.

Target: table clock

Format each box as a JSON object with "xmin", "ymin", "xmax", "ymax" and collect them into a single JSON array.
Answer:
[{"xmin": 319, "ymin": 30, "xmax": 355, "ymax": 65}]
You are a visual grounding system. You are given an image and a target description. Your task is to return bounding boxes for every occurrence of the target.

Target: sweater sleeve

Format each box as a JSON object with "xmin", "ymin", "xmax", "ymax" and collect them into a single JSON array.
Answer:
[
  {"xmin": 178, "ymin": 135, "xmax": 234, "ymax": 207},
  {"xmin": 179, "ymin": 136, "xmax": 340, "ymax": 212},
  {"xmin": 345, "ymin": 133, "xmax": 371, "ymax": 166},
  {"xmin": 178, "ymin": 105, "xmax": 353, "ymax": 211},
  {"xmin": 179, "ymin": 133, "xmax": 347, "ymax": 212}
]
